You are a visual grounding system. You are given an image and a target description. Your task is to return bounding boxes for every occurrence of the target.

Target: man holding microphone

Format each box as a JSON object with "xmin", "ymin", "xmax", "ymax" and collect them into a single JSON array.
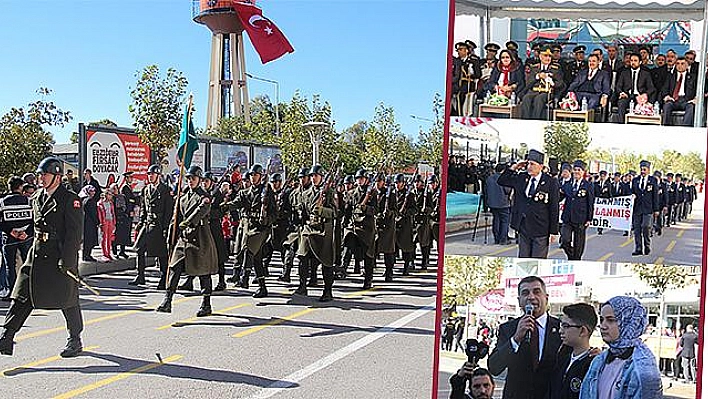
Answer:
[{"xmin": 488, "ymin": 276, "xmax": 562, "ymax": 399}]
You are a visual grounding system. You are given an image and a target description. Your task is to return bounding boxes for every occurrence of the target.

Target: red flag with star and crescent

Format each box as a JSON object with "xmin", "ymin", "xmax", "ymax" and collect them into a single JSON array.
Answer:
[{"xmin": 232, "ymin": 1, "xmax": 294, "ymax": 64}]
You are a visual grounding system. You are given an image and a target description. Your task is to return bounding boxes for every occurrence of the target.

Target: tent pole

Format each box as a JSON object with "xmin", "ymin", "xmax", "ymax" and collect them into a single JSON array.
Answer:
[
  {"xmin": 486, "ymin": 8, "xmax": 491, "ymax": 46},
  {"xmin": 695, "ymin": 13, "xmax": 708, "ymax": 128}
]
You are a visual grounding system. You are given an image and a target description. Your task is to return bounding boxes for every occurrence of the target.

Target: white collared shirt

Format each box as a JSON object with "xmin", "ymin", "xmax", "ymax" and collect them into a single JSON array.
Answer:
[
  {"xmin": 677, "ymin": 71, "xmax": 686, "ymax": 97},
  {"xmin": 566, "ymin": 349, "xmax": 590, "ymax": 373},
  {"xmin": 510, "ymin": 312, "xmax": 548, "ymax": 362}
]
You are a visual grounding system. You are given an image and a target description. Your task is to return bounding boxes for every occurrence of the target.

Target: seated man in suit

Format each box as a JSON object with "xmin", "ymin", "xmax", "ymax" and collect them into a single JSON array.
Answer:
[
  {"xmin": 550, "ymin": 303, "xmax": 598, "ymax": 399},
  {"xmin": 631, "ymin": 160, "xmax": 660, "ymax": 256},
  {"xmin": 520, "ymin": 46, "xmax": 565, "ymax": 120},
  {"xmin": 661, "ymin": 56, "xmax": 697, "ymax": 126},
  {"xmin": 488, "ymin": 275, "xmax": 562, "ymax": 399},
  {"xmin": 497, "ymin": 149, "xmax": 560, "ymax": 259},
  {"xmin": 567, "ymin": 54, "xmax": 611, "ymax": 111},
  {"xmin": 560, "ymin": 160, "xmax": 595, "ymax": 261},
  {"xmin": 615, "ymin": 53, "xmax": 655, "ymax": 123}
]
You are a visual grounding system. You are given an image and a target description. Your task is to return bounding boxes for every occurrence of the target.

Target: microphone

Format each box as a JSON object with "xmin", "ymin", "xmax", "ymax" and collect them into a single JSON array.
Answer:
[{"xmin": 524, "ymin": 303, "xmax": 534, "ymax": 343}]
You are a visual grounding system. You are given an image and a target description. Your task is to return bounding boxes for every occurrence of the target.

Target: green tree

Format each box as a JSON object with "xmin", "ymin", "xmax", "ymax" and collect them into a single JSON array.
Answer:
[
  {"xmin": 543, "ymin": 122, "xmax": 590, "ymax": 163},
  {"xmin": 128, "ymin": 65, "xmax": 188, "ymax": 159},
  {"xmin": 442, "ymin": 256, "xmax": 504, "ymax": 307},
  {"xmin": 0, "ymin": 88, "xmax": 71, "ymax": 189},
  {"xmin": 417, "ymin": 93, "xmax": 444, "ymax": 166},
  {"xmin": 362, "ymin": 103, "xmax": 415, "ymax": 170}
]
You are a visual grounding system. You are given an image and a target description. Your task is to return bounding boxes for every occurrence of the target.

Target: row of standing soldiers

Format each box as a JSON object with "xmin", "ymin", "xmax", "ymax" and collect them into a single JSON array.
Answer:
[{"xmin": 133, "ymin": 162, "xmax": 441, "ymax": 317}]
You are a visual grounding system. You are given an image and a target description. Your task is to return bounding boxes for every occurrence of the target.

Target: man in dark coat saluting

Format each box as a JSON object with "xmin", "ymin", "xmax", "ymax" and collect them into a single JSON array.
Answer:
[{"xmin": 0, "ymin": 157, "xmax": 84, "ymax": 357}]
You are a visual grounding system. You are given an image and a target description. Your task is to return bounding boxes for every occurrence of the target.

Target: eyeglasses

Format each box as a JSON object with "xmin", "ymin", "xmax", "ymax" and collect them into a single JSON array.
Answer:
[{"xmin": 560, "ymin": 323, "xmax": 584, "ymax": 329}]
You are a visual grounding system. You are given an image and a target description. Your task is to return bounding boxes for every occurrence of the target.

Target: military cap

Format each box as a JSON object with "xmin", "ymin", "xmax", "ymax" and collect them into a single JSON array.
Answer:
[
  {"xmin": 455, "ymin": 41, "xmax": 470, "ymax": 50},
  {"xmin": 666, "ymin": 172, "xmax": 674, "ymax": 177},
  {"xmin": 506, "ymin": 41, "xmax": 519, "ymax": 51},
  {"xmin": 614, "ymin": 172, "xmax": 622, "ymax": 177},
  {"xmin": 465, "ymin": 40, "xmax": 477, "ymax": 50},
  {"xmin": 249, "ymin": 164, "xmax": 264, "ymax": 175},
  {"xmin": 244, "ymin": 171, "xmax": 252, "ymax": 179},
  {"xmin": 185, "ymin": 165, "xmax": 203, "ymax": 178},
  {"xmin": 551, "ymin": 43, "xmax": 563, "ymax": 52},
  {"xmin": 270, "ymin": 173, "xmax": 283, "ymax": 182},
  {"xmin": 204, "ymin": 171, "xmax": 216, "ymax": 181},
  {"xmin": 375, "ymin": 172, "xmax": 386, "ymax": 182},
  {"xmin": 599, "ymin": 170, "xmax": 607, "ymax": 176},
  {"xmin": 572, "ymin": 160, "xmax": 586, "ymax": 170},
  {"xmin": 526, "ymin": 149, "xmax": 545, "ymax": 165},
  {"xmin": 147, "ymin": 164, "xmax": 162, "ymax": 175},
  {"xmin": 36, "ymin": 157, "xmax": 63, "ymax": 175},
  {"xmin": 354, "ymin": 169, "xmax": 368, "ymax": 179},
  {"xmin": 309, "ymin": 164, "xmax": 326, "ymax": 176},
  {"xmin": 676, "ymin": 173, "xmax": 683, "ymax": 178},
  {"xmin": 394, "ymin": 173, "xmax": 406, "ymax": 183},
  {"xmin": 531, "ymin": 42, "xmax": 541, "ymax": 51},
  {"xmin": 540, "ymin": 46, "xmax": 553, "ymax": 56},
  {"xmin": 639, "ymin": 160, "xmax": 651, "ymax": 168},
  {"xmin": 122, "ymin": 171, "xmax": 134, "ymax": 177},
  {"xmin": 653, "ymin": 170, "xmax": 662, "ymax": 177},
  {"xmin": 413, "ymin": 174, "xmax": 424, "ymax": 183},
  {"xmin": 485, "ymin": 43, "xmax": 501, "ymax": 52},
  {"xmin": 561, "ymin": 162, "xmax": 572, "ymax": 172},
  {"xmin": 297, "ymin": 167, "xmax": 309, "ymax": 178},
  {"xmin": 573, "ymin": 45, "xmax": 586, "ymax": 54},
  {"xmin": 427, "ymin": 174, "xmax": 439, "ymax": 184},
  {"xmin": 344, "ymin": 175, "xmax": 355, "ymax": 184}
]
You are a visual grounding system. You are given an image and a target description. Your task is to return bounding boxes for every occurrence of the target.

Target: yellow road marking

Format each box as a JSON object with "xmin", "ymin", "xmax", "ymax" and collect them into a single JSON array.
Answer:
[
  {"xmin": 156, "ymin": 303, "xmax": 251, "ymax": 330},
  {"xmin": 3, "ymin": 346, "xmax": 100, "ymax": 377},
  {"xmin": 666, "ymin": 240, "xmax": 677, "ymax": 252},
  {"xmin": 655, "ymin": 257, "xmax": 665, "ymax": 265},
  {"xmin": 16, "ymin": 297, "xmax": 196, "ymax": 342},
  {"xmin": 598, "ymin": 253, "xmax": 613, "ymax": 262},
  {"xmin": 486, "ymin": 246, "xmax": 515, "ymax": 256},
  {"xmin": 677, "ymin": 229, "xmax": 685, "ymax": 238},
  {"xmin": 234, "ymin": 288, "xmax": 376, "ymax": 338},
  {"xmin": 619, "ymin": 237, "xmax": 634, "ymax": 248},
  {"xmin": 52, "ymin": 354, "xmax": 182, "ymax": 399}
]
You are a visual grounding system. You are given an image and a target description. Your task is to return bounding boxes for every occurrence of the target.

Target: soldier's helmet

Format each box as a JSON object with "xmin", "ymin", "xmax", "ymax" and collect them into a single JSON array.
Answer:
[
  {"xmin": 344, "ymin": 175, "xmax": 355, "ymax": 184},
  {"xmin": 204, "ymin": 171, "xmax": 216, "ymax": 182},
  {"xmin": 270, "ymin": 173, "xmax": 283, "ymax": 182},
  {"xmin": 36, "ymin": 157, "xmax": 63, "ymax": 175},
  {"xmin": 297, "ymin": 167, "xmax": 309, "ymax": 178},
  {"xmin": 374, "ymin": 172, "xmax": 386, "ymax": 182},
  {"xmin": 147, "ymin": 164, "xmax": 162, "ymax": 175},
  {"xmin": 354, "ymin": 169, "xmax": 368, "ymax": 179},
  {"xmin": 244, "ymin": 171, "xmax": 252, "ymax": 180},
  {"xmin": 249, "ymin": 164, "xmax": 264, "ymax": 175},
  {"xmin": 394, "ymin": 173, "xmax": 406, "ymax": 183},
  {"xmin": 427, "ymin": 174, "xmax": 439, "ymax": 184},
  {"xmin": 186, "ymin": 165, "xmax": 203, "ymax": 178},
  {"xmin": 413, "ymin": 174, "xmax": 424, "ymax": 184},
  {"xmin": 309, "ymin": 164, "xmax": 326, "ymax": 176}
]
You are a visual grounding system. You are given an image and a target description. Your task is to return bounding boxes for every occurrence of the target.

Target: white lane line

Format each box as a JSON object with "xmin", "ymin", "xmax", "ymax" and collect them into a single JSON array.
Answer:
[{"xmin": 246, "ymin": 302, "xmax": 435, "ymax": 399}]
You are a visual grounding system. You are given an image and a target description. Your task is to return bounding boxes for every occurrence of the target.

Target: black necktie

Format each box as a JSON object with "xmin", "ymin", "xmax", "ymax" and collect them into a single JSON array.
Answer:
[
  {"xmin": 632, "ymin": 70, "xmax": 637, "ymax": 93},
  {"xmin": 531, "ymin": 323, "xmax": 540, "ymax": 369},
  {"xmin": 528, "ymin": 178, "xmax": 537, "ymax": 197},
  {"xmin": 574, "ymin": 181, "xmax": 579, "ymax": 193}
]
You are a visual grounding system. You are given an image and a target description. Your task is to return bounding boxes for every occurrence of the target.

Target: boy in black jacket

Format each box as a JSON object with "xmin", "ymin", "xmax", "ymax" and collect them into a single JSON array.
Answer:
[{"xmin": 550, "ymin": 303, "xmax": 598, "ymax": 399}]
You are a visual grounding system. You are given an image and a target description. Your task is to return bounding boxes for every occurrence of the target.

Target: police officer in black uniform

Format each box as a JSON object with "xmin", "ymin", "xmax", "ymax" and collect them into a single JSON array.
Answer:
[
  {"xmin": 559, "ymin": 160, "xmax": 595, "ymax": 261},
  {"xmin": 131, "ymin": 164, "xmax": 173, "ymax": 288},
  {"xmin": 156, "ymin": 165, "xmax": 218, "ymax": 317},
  {"xmin": 0, "ymin": 176, "xmax": 34, "ymax": 298},
  {"xmin": 0, "ymin": 157, "xmax": 84, "ymax": 357},
  {"xmin": 631, "ymin": 160, "xmax": 660, "ymax": 256}
]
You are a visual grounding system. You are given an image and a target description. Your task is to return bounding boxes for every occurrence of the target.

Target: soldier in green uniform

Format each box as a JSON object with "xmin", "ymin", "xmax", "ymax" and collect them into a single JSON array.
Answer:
[
  {"xmin": 131, "ymin": 164, "xmax": 173, "ymax": 289},
  {"xmin": 412, "ymin": 175, "xmax": 433, "ymax": 270},
  {"xmin": 295, "ymin": 165, "xmax": 337, "ymax": 301},
  {"xmin": 263, "ymin": 173, "xmax": 291, "ymax": 279},
  {"xmin": 279, "ymin": 168, "xmax": 310, "ymax": 283},
  {"xmin": 374, "ymin": 173, "xmax": 397, "ymax": 282},
  {"xmin": 156, "ymin": 165, "xmax": 218, "ymax": 317},
  {"xmin": 428, "ymin": 174, "xmax": 441, "ymax": 254},
  {"xmin": 341, "ymin": 169, "xmax": 378, "ymax": 288},
  {"xmin": 227, "ymin": 171, "xmax": 249, "ymax": 285},
  {"xmin": 0, "ymin": 157, "xmax": 84, "ymax": 357},
  {"xmin": 227, "ymin": 164, "xmax": 276, "ymax": 298},
  {"xmin": 521, "ymin": 46, "xmax": 566, "ymax": 120},
  {"xmin": 394, "ymin": 173, "xmax": 416, "ymax": 276}
]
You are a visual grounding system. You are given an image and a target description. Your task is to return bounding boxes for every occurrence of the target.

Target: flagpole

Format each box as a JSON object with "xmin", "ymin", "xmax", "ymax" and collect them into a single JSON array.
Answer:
[{"xmin": 169, "ymin": 93, "xmax": 194, "ymax": 262}]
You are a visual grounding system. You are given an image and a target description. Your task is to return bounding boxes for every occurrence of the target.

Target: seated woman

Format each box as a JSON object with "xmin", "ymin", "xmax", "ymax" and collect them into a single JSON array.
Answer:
[{"xmin": 483, "ymin": 49, "xmax": 525, "ymax": 99}]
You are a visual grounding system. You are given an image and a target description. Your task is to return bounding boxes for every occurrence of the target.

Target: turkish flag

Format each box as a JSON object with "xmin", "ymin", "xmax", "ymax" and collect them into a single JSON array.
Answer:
[{"xmin": 232, "ymin": 1, "xmax": 294, "ymax": 64}]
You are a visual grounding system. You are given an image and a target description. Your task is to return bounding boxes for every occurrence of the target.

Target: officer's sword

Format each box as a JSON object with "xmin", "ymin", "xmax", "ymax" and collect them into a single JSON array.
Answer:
[{"xmin": 62, "ymin": 268, "xmax": 101, "ymax": 296}]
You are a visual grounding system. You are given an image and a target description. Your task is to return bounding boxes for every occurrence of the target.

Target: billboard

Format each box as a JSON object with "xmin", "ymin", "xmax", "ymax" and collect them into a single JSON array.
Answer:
[
  {"xmin": 252, "ymin": 146, "xmax": 285, "ymax": 177},
  {"xmin": 210, "ymin": 142, "xmax": 250, "ymax": 176},
  {"xmin": 84, "ymin": 127, "xmax": 151, "ymax": 190}
]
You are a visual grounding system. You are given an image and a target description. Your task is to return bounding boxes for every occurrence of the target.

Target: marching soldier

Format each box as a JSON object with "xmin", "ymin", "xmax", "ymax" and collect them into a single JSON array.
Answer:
[
  {"xmin": 594, "ymin": 170, "xmax": 611, "ymax": 235},
  {"xmin": 374, "ymin": 173, "xmax": 396, "ymax": 282},
  {"xmin": 156, "ymin": 165, "xmax": 218, "ymax": 316},
  {"xmin": 295, "ymin": 165, "xmax": 337, "ymax": 301},
  {"xmin": 521, "ymin": 46, "xmax": 566, "ymax": 120},
  {"xmin": 263, "ymin": 173, "xmax": 291, "ymax": 279},
  {"xmin": 0, "ymin": 176, "xmax": 34, "ymax": 297},
  {"xmin": 338, "ymin": 175, "xmax": 358, "ymax": 278},
  {"xmin": 428, "ymin": 175, "xmax": 441, "ymax": 253},
  {"xmin": 0, "ymin": 157, "xmax": 84, "ymax": 357},
  {"xmin": 412, "ymin": 175, "xmax": 433, "ymax": 270},
  {"xmin": 131, "ymin": 164, "xmax": 173, "ymax": 289},
  {"xmin": 228, "ymin": 164, "xmax": 276, "ymax": 298},
  {"xmin": 341, "ymin": 169, "xmax": 378, "ymax": 288},
  {"xmin": 559, "ymin": 160, "xmax": 595, "ymax": 260},
  {"xmin": 652, "ymin": 171, "xmax": 669, "ymax": 237},
  {"xmin": 631, "ymin": 160, "xmax": 660, "ymax": 256},
  {"xmin": 497, "ymin": 149, "xmax": 560, "ymax": 258},
  {"xmin": 280, "ymin": 168, "xmax": 310, "ymax": 283},
  {"xmin": 394, "ymin": 173, "xmax": 416, "ymax": 275}
]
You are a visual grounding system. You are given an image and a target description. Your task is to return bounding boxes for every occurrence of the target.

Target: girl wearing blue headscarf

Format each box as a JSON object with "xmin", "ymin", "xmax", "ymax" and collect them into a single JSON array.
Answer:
[{"xmin": 580, "ymin": 296, "xmax": 662, "ymax": 399}]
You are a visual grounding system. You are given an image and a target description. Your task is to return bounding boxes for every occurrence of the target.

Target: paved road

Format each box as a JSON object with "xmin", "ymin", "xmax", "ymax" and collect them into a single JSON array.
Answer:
[
  {"xmin": 0, "ymin": 251, "xmax": 438, "ymax": 399},
  {"xmin": 444, "ymin": 197, "xmax": 704, "ymax": 266}
]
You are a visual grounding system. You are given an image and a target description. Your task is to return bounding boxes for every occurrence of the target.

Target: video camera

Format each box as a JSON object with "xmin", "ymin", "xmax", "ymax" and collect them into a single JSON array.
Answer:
[{"xmin": 465, "ymin": 338, "xmax": 489, "ymax": 367}]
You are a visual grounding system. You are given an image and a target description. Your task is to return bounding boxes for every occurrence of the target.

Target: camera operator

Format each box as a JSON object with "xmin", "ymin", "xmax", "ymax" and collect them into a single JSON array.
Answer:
[{"xmin": 450, "ymin": 367, "xmax": 496, "ymax": 399}]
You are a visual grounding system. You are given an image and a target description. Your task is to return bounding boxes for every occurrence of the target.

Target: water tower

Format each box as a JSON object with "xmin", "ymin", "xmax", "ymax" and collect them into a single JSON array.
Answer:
[{"xmin": 192, "ymin": 0, "xmax": 251, "ymax": 128}]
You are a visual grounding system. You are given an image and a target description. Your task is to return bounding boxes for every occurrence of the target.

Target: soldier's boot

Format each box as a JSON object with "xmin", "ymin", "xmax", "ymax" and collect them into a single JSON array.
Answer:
[
  {"xmin": 307, "ymin": 263, "xmax": 319, "ymax": 287},
  {"xmin": 362, "ymin": 258, "xmax": 375, "ymax": 290},
  {"xmin": 59, "ymin": 335, "xmax": 83, "ymax": 358},
  {"xmin": 156, "ymin": 274, "xmax": 167, "ymax": 291},
  {"xmin": 156, "ymin": 256, "xmax": 168, "ymax": 290},
  {"xmin": 253, "ymin": 278, "xmax": 268, "ymax": 298},
  {"xmin": 353, "ymin": 260, "xmax": 362, "ymax": 275},
  {"xmin": 402, "ymin": 260, "xmax": 411, "ymax": 276},
  {"xmin": 293, "ymin": 258, "xmax": 309, "ymax": 296},
  {"xmin": 318, "ymin": 267, "xmax": 334, "ymax": 302},
  {"xmin": 421, "ymin": 247, "xmax": 430, "ymax": 270},
  {"xmin": 196, "ymin": 296, "xmax": 212, "ymax": 317},
  {"xmin": 0, "ymin": 329, "xmax": 15, "ymax": 356},
  {"xmin": 279, "ymin": 262, "xmax": 293, "ymax": 283},
  {"xmin": 240, "ymin": 268, "xmax": 251, "ymax": 290},
  {"xmin": 128, "ymin": 268, "xmax": 146, "ymax": 286},
  {"xmin": 215, "ymin": 265, "xmax": 226, "ymax": 291},
  {"xmin": 229, "ymin": 266, "xmax": 242, "ymax": 285},
  {"xmin": 178, "ymin": 277, "xmax": 195, "ymax": 291},
  {"xmin": 155, "ymin": 291, "xmax": 174, "ymax": 313}
]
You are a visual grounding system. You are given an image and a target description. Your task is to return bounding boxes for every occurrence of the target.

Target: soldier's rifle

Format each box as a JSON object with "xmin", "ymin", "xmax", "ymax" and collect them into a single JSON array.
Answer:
[
  {"xmin": 259, "ymin": 158, "xmax": 275, "ymax": 224},
  {"xmin": 316, "ymin": 154, "xmax": 340, "ymax": 209},
  {"xmin": 399, "ymin": 166, "xmax": 419, "ymax": 215}
]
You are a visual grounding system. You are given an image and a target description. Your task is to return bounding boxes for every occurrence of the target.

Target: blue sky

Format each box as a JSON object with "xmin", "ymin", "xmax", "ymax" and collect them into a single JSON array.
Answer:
[{"xmin": 0, "ymin": 0, "xmax": 448, "ymax": 144}]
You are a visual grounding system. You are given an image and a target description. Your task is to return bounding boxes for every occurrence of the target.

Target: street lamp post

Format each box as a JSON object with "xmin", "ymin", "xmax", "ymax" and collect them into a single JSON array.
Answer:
[
  {"xmin": 609, "ymin": 147, "xmax": 620, "ymax": 174},
  {"xmin": 245, "ymin": 73, "xmax": 280, "ymax": 136},
  {"xmin": 302, "ymin": 121, "xmax": 328, "ymax": 165}
]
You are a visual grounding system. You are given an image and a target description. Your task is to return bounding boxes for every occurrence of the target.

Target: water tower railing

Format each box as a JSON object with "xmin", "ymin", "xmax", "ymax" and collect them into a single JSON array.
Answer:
[{"xmin": 192, "ymin": 0, "xmax": 238, "ymax": 19}]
